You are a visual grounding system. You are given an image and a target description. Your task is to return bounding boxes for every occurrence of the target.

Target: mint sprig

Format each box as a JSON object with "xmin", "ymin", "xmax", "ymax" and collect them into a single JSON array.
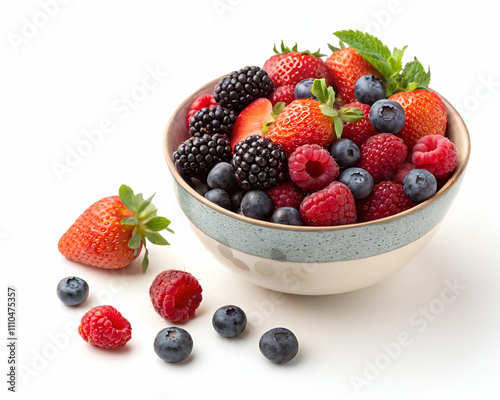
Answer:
[
  {"xmin": 119, "ymin": 184, "xmax": 173, "ymax": 273},
  {"xmin": 332, "ymin": 30, "xmax": 431, "ymax": 95}
]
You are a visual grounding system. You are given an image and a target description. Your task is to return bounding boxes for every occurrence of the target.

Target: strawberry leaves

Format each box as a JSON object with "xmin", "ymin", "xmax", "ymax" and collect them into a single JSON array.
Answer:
[
  {"xmin": 313, "ymin": 79, "xmax": 364, "ymax": 139},
  {"xmin": 119, "ymin": 184, "xmax": 173, "ymax": 273},
  {"xmin": 333, "ymin": 30, "xmax": 430, "ymax": 95},
  {"xmin": 273, "ymin": 40, "xmax": 326, "ymax": 57}
]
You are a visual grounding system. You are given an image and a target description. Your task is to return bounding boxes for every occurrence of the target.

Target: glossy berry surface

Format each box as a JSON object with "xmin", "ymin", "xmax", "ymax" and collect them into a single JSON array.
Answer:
[
  {"xmin": 240, "ymin": 190, "xmax": 275, "ymax": 221},
  {"xmin": 205, "ymin": 188, "xmax": 231, "ymax": 210},
  {"xmin": 402, "ymin": 168, "xmax": 437, "ymax": 202},
  {"xmin": 212, "ymin": 305, "xmax": 247, "ymax": 338},
  {"xmin": 294, "ymin": 78, "xmax": 317, "ymax": 100},
  {"xmin": 154, "ymin": 327, "xmax": 193, "ymax": 363},
  {"xmin": 271, "ymin": 207, "xmax": 304, "ymax": 226},
  {"xmin": 369, "ymin": 99, "xmax": 406, "ymax": 134},
  {"xmin": 207, "ymin": 162, "xmax": 237, "ymax": 192},
  {"xmin": 354, "ymin": 74, "xmax": 386, "ymax": 105},
  {"xmin": 259, "ymin": 327, "xmax": 299, "ymax": 364},
  {"xmin": 57, "ymin": 276, "xmax": 89, "ymax": 306},
  {"xmin": 338, "ymin": 167, "xmax": 374, "ymax": 199},
  {"xmin": 329, "ymin": 138, "xmax": 360, "ymax": 168}
]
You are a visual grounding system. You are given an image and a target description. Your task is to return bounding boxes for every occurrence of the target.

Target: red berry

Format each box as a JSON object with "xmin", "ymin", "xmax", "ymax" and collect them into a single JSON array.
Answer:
[
  {"xmin": 78, "ymin": 305, "xmax": 132, "ymax": 349},
  {"xmin": 289, "ymin": 144, "xmax": 339, "ymax": 192},
  {"xmin": 269, "ymin": 84, "xmax": 295, "ymax": 106},
  {"xmin": 393, "ymin": 161, "xmax": 416, "ymax": 184},
  {"xmin": 360, "ymin": 133, "xmax": 408, "ymax": 183},
  {"xmin": 340, "ymin": 102, "xmax": 378, "ymax": 147},
  {"xmin": 357, "ymin": 181, "xmax": 416, "ymax": 222},
  {"xmin": 267, "ymin": 181, "xmax": 305, "ymax": 210},
  {"xmin": 149, "ymin": 270, "xmax": 203, "ymax": 322},
  {"xmin": 411, "ymin": 135, "xmax": 457, "ymax": 179},
  {"xmin": 230, "ymin": 97, "xmax": 272, "ymax": 149},
  {"xmin": 300, "ymin": 181, "xmax": 357, "ymax": 226},
  {"xmin": 186, "ymin": 94, "xmax": 218, "ymax": 129}
]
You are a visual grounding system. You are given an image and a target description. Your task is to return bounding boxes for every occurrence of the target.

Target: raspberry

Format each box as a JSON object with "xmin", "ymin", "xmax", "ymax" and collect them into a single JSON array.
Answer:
[
  {"xmin": 340, "ymin": 102, "xmax": 378, "ymax": 147},
  {"xmin": 299, "ymin": 181, "xmax": 357, "ymax": 226},
  {"xmin": 186, "ymin": 94, "xmax": 218, "ymax": 129},
  {"xmin": 267, "ymin": 181, "xmax": 305, "ymax": 210},
  {"xmin": 78, "ymin": 305, "xmax": 132, "ymax": 349},
  {"xmin": 357, "ymin": 181, "xmax": 416, "ymax": 222},
  {"xmin": 149, "ymin": 270, "xmax": 203, "ymax": 322},
  {"xmin": 393, "ymin": 161, "xmax": 416, "ymax": 184},
  {"xmin": 269, "ymin": 84, "xmax": 295, "ymax": 106},
  {"xmin": 411, "ymin": 135, "xmax": 457, "ymax": 179},
  {"xmin": 360, "ymin": 133, "xmax": 408, "ymax": 183},
  {"xmin": 289, "ymin": 144, "xmax": 339, "ymax": 192}
]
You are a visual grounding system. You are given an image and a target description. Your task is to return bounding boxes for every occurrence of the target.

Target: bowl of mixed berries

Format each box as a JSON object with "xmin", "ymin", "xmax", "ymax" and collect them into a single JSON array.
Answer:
[{"xmin": 163, "ymin": 30, "xmax": 470, "ymax": 295}]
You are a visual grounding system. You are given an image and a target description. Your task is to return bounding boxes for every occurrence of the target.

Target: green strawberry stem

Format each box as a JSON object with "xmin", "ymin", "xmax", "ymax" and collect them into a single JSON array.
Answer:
[
  {"xmin": 332, "ymin": 30, "xmax": 431, "ymax": 96},
  {"xmin": 273, "ymin": 40, "xmax": 326, "ymax": 57},
  {"xmin": 313, "ymin": 79, "xmax": 364, "ymax": 139},
  {"xmin": 262, "ymin": 102, "xmax": 286, "ymax": 134},
  {"xmin": 118, "ymin": 184, "xmax": 173, "ymax": 273}
]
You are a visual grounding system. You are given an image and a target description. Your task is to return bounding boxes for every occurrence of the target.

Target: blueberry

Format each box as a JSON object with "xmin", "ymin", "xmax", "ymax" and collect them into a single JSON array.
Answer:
[
  {"xmin": 369, "ymin": 99, "xmax": 406, "ymax": 134},
  {"xmin": 190, "ymin": 177, "xmax": 210, "ymax": 196},
  {"xmin": 259, "ymin": 327, "xmax": 299, "ymax": 364},
  {"xmin": 56, "ymin": 276, "xmax": 89, "ymax": 306},
  {"xmin": 338, "ymin": 167, "xmax": 374, "ymax": 199},
  {"xmin": 154, "ymin": 327, "xmax": 193, "ymax": 363},
  {"xmin": 402, "ymin": 169, "xmax": 437, "ymax": 202},
  {"xmin": 271, "ymin": 207, "xmax": 303, "ymax": 226},
  {"xmin": 240, "ymin": 190, "xmax": 274, "ymax": 220},
  {"xmin": 294, "ymin": 78, "xmax": 317, "ymax": 100},
  {"xmin": 329, "ymin": 139, "xmax": 360, "ymax": 168},
  {"xmin": 207, "ymin": 162, "xmax": 237, "ymax": 193},
  {"xmin": 354, "ymin": 75, "xmax": 386, "ymax": 105},
  {"xmin": 212, "ymin": 305, "xmax": 247, "ymax": 338},
  {"xmin": 205, "ymin": 188, "xmax": 231, "ymax": 210},
  {"xmin": 230, "ymin": 189, "xmax": 246, "ymax": 212}
]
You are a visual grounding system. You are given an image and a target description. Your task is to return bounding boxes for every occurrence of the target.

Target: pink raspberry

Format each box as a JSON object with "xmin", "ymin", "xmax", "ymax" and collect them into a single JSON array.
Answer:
[
  {"xmin": 360, "ymin": 133, "xmax": 408, "ymax": 183},
  {"xmin": 357, "ymin": 181, "xmax": 416, "ymax": 222},
  {"xmin": 340, "ymin": 102, "xmax": 378, "ymax": 147},
  {"xmin": 267, "ymin": 180, "xmax": 305, "ymax": 210},
  {"xmin": 78, "ymin": 305, "xmax": 132, "ymax": 349},
  {"xmin": 300, "ymin": 181, "xmax": 357, "ymax": 226},
  {"xmin": 411, "ymin": 135, "xmax": 457, "ymax": 179},
  {"xmin": 149, "ymin": 270, "xmax": 203, "ymax": 322},
  {"xmin": 289, "ymin": 144, "xmax": 339, "ymax": 192},
  {"xmin": 393, "ymin": 161, "xmax": 416, "ymax": 184}
]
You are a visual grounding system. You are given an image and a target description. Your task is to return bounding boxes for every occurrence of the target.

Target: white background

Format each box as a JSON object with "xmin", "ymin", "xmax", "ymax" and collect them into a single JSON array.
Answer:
[{"xmin": 1, "ymin": 1, "xmax": 499, "ymax": 399}]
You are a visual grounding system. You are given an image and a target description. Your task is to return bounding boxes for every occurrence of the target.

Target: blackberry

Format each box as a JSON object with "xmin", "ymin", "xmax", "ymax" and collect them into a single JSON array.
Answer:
[
  {"xmin": 173, "ymin": 133, "xmax": 232, "ymax": 179},
  {"xmin": 214, "ymin": 66, "xmax": 274, "ymax": 113},
  {"xmin": 232, "ymin": 135, "xmax": 287, "ymax": 191},
  {"xmin": 189, "ymin": 105, "xmax": 237, "ymax": 137}
]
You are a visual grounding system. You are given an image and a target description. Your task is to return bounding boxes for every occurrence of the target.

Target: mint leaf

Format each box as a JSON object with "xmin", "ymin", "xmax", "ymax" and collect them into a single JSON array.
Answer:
[{"xmin": 332, "ymin": 30, "xmax": 431, "ymax": 95}]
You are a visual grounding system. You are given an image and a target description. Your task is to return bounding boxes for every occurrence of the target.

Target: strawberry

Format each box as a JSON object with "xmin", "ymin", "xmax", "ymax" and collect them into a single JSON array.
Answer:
[
  {"xmin": 58, "ymin": 185, "xmax": 173, "ymax": 272},
  {"xmin": 325, "ymin": 47, "xmax": 381, "ymax": 104},
  {"xmin": 230, "ymin": 97, "xmax": 273, "ymax": 149},
  {"xmin": 268, "ymin": 84, "xmax": 295, "ymax": 106},
  {"xmin": 389, "ymin": 90, "xmax": 447, "ymax": 149},
  {"xmin": 339, "ymin": 102, "xmax": 377, "ymax": 147},
  {"xmin": 186, "ymin": 94, "xmax": 218, "ymax": 129},
  {"xmin": 265, "ymin": 79, "xmax": 363, "ymax": 155},
  {"xmin": 263, "ymin": 41, "xmax": 334, "ymax": 91},
  {"xmin": 332, "ymin": 30, "xmax": 446, "ymax": 149}
]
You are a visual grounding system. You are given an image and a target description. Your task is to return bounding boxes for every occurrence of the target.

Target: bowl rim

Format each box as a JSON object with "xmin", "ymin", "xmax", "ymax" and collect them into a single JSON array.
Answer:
[{"xmin": 163, "ymin": 77, "xmax": 471, "ymax": 232}]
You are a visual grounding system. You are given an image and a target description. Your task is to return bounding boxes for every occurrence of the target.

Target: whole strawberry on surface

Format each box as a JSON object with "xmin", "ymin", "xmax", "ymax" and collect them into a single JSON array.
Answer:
[{"xmin": 58, "ymin": 185, "xmax": 173, "ymax": 273}]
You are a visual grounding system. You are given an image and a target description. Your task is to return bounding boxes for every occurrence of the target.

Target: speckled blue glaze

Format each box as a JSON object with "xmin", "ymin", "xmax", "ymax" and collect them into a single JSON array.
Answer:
[{"xmin": 175, "ymin": 173, "xmax": 464, "ymax": 263}]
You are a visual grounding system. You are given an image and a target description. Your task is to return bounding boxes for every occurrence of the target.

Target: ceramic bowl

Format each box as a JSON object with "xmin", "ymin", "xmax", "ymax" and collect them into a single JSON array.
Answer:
[{"xmin": 163, "ymin": 77, "xmax": 471, "ymax": 295}]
